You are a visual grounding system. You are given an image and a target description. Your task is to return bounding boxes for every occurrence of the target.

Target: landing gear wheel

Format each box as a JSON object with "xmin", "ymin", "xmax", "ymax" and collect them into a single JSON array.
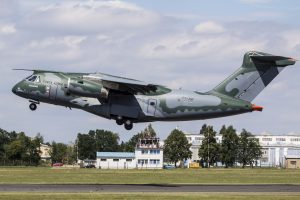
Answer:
[
  {"xmin": 124, "ymin": 120, "xmax": 133, "ymax": 130},
  {"xmin": 116, "ymin": 119, "xmax": 124, "ymax": 125},
  {"xmin": 124, "ymin": 123, "xmax": 133, "ymax": 130},
  {"xmin": 116, "ymin": 116, "xmax": 124, "ymax": 125},
  {"xmin": 29, "ymin": 103, "xmax": 37, "ymax": 111}
]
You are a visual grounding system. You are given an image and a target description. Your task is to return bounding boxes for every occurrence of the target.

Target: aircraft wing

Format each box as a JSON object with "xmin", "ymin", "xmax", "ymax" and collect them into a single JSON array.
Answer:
[{"xmin": 83, "ymin": 73, "xmax": 157, "ymax": 94}]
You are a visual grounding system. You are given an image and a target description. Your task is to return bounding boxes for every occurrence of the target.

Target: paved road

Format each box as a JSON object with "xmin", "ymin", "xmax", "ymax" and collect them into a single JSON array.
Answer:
[{"xmin": 0, "ymin": 184, "xmax": 300, "ymax": 193}]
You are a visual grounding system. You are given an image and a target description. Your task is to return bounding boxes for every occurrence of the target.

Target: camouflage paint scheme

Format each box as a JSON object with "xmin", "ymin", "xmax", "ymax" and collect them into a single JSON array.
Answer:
[{"xmin": 12, "ymin": 51, "xmax": 296, "ymax": 130}]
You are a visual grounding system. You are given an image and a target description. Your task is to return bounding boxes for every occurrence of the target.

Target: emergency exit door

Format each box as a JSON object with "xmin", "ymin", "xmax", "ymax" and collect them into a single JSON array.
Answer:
[{"xmin": 147, "ymin": 99, "xmax": 157, "ymax": 116}]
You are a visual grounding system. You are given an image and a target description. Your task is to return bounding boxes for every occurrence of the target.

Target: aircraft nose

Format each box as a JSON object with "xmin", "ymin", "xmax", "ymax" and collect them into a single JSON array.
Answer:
[
  {"xmin": 12, "ymin": 84, "xmax": 17, "ymax": 94},
  {"xmin": 12, "ymin": 82, "xmax": 21, "ymax": 94}
]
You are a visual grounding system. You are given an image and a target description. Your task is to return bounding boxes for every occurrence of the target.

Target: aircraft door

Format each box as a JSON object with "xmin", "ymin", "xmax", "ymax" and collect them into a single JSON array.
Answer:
[
  {"xmin": 49, "ymin": 85, "xmax": 57, "ymax": 100},
  {"xmin": 147, "ymin": 99, "xmax": 157, "ymax": 116}
]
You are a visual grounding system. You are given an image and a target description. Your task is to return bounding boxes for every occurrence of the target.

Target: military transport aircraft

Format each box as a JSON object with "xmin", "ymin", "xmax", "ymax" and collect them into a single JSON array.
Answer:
[{"xmin": 12, "ymin": 51, "xmax": 296, "ymax": 130}]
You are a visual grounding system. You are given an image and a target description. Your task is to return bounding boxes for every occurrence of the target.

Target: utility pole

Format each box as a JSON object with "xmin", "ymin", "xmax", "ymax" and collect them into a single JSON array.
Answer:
[{"xmin": 208, "ymin": 130, "xmax": 210, "ymax": 168}]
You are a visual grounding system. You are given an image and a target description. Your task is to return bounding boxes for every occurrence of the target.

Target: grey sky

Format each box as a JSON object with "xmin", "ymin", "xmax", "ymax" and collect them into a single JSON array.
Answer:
[{"xmin": 1, "ymin": 0, "xmax": 299, "ymax": 143}]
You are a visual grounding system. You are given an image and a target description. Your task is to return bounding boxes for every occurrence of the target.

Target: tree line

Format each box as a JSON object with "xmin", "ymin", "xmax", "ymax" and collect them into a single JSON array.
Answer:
[
  {"xmin": 0, "ymin": 128, "xmax": 43, "ymax": 166},
  {"xmin": 197, "ymin": 124, "xmax": 262, "ymax": 168},
  {"xmin": 0, "ymin": 124, "xmax": 262, "ymax": 168}
]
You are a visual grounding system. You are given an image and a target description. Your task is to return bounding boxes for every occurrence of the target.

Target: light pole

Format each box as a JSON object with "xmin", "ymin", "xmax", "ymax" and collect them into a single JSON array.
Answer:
[{"xmin": 208, "ymin": 129, "xmax": 210, "ymax": 168}]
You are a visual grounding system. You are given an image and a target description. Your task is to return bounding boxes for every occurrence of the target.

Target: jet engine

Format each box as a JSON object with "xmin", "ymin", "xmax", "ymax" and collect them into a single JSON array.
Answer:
[{"xmin": 65, "ymin": 78, "xmax": 109, "ymax": 99}]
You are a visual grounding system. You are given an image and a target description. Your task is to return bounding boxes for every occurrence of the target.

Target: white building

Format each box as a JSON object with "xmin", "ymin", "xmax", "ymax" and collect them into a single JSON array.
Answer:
[
  {"xmin": 96, "ymin": 152, "xmax": 136, "ymax": 169},
  {"xmin": 256, "ymin": 134, "xmax": 300, "ymax": 167},
  {"xmin": 40, "ymin": 144, "xmax": 51, "ymax": 161},
  {"xmin": 136, "ymin": 138, "xmax": 163, "ymax": 169},
  {"xmin": 185, "ymin": 132, "xmax": 300, "ymax": 167},
  {"xmin": 96, "ymin": 138, "xmax": 163, "ymax": 169}
]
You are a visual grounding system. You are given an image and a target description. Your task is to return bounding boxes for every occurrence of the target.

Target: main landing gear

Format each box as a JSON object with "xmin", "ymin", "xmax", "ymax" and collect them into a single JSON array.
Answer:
[
  {"xmin": 29, "ymin": 101, "xmax": 39, "ymax": 111},
  {"xmin": 115, "ymin": 116, "xmax": 133, "ymax": 130}
]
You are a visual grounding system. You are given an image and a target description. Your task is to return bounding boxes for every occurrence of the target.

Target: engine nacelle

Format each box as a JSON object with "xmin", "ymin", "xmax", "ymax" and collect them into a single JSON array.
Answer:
[{"xmin": 66, "ymin": 78, "xmax": 109, "ymax": 99}]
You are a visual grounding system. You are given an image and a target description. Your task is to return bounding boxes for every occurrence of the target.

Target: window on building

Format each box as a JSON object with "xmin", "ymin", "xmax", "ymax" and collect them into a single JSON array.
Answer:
[
  {"xmin": 149, "ymin": 150, "xmax": 160, "ymax": 154},
  {"xmin": 290, "ymin": 161, "xmax": 297, "ymax": 165},
  {"xmin": 262, "ymin": 138, "xmax": 272, "ymax": 141},
  {"xmin": 113, "ymin": 159, "xmax": 119, "ymax": 162},
  {"xmin": 290, "ymin": 138, "xmax": 300, "ymax": 142},
  {"xmin": 195, "ymin": 137, "xmax": 201, "ymax": 141},
  {"xmin": 150, "ymin": 159, "xmax": 160, "ymax": 165},
  {"xmin": 126, "ymin": 159, "xmax": 132, "ymax": 162},
  {"xmin": 276, "ymin": 138, "xmax": 286, "ymax": 142},
  {"xmin": 100, "ymin": 159, "xmax": 107, "ymax": 161},
  {"xmin": 138, "ymin": 159, "xmax": 148, "ymax": 165},
  {"xmin": 141, "ymin": 150, "xmax": 148, "ymax": 154}
]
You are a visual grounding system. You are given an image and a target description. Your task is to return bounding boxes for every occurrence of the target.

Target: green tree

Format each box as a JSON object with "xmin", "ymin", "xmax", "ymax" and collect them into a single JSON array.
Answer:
[
  {"xmin": 27, "ymin": 133, "xmax": 44, "ymax": 166},
  {"xmin": 124, "ymin": 124, "xmax": 157, "ymax": 152},
  {"xmin": 49, "ymin": 142, "xmax": 68, "ymax": 163},
  {"xmin": 237, "ymin": 129, "xmax": 262, "ymax": 168},
  {"xmin": 0, "ymin": 129, "xmax": 10, "ymax": 160},
  {"xmin": 94, "ymin": 130, "xmax": 120, "ymax": 152},
  {"xmin": 199, "ymin": 124, "xmax": 207, "ymax": 135},
  {"xmin": 198, "ymin": 125, "xmax": 220, "ymax": 167},
  {"xmin": 77, "ymin": 129, "xmax": 120, "ymax": 160},
  {"xmin": 66, "ymin": 143, "xmax": 77, "ymax": 164},
  {"xmin": 163, "ymin": 129, "xmax": 192, "ymax": 167},
  {"xmin": 77, "ymin": 132, "xmax": 96, "ymax": 160},
  {"xmin": 220, "ymin": 125, "xmax": 239, "ymax": 168}
]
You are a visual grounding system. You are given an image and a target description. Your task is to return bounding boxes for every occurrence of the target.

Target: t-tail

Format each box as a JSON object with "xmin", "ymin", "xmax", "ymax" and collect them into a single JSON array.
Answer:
[{"xmin": 212, "ymin": 51, "xmax": 296, "ymax": 104}]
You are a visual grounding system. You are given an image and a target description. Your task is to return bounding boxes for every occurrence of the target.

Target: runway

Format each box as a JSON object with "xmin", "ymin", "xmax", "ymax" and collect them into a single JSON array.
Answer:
[{"xmin": 0, "ymin": 184, "xmax": 300, "ymax": 193}]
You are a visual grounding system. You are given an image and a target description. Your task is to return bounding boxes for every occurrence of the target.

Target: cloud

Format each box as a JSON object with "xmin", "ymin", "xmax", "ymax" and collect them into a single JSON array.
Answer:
[
  {"xmin": 194, "ymin": 21, "xmax": 225, "ymax": 34},
  {"xmin": 29, "ymin": 36, "xmax": 87, "ymax": 48},
  {"xmin": 22, "ymin": 0, "xmax": 160, "ymax": 35},
  {"xmin": 0, "ymin": 24, "xmax": 16, "ymax": 34},
  {"xmin": 140, "ymin": 22, "xmax": 266, "ymax": 59}
]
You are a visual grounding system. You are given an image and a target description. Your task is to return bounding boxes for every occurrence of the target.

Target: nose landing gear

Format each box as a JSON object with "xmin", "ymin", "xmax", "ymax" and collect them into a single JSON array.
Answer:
[
  {"xmin": 29, "ymin": 103, "xmax": 37, "ymax": 111},
  {"xmin": 29, "ymin": 100, "xmax": 39, "ymax": 111}
]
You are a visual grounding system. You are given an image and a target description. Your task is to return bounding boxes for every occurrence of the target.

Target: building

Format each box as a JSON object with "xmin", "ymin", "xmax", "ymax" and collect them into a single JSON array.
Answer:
[
  {"xmin": 136, "ymin": 138, "xmax": 163, "ymax": 169},
  {"xmin": 256, "ymin": 134, "xmax": 300, "ymax": 167},
  {"xmin": 185, "ymin": 132, "xmax": 300, "ymax": 168},
  {"xmin": 96, "ymin": 137, "xmax": 163, "ymax": 169},
  {"xmin": 97, "ymin": 152, "xmax": 136, "ymax": 169},
  {"xmin": 285, "ymin": 156, "xmax": 300, "ymax": 169},
  {"xmin": 40, "ymin": 143, "xmax": 51, "ymax": 161}
]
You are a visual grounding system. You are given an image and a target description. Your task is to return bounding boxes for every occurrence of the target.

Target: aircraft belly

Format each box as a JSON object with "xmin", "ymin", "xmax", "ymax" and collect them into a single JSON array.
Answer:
[{"xmin": 110, "ymin": 105, "xmax": 140, "ymax": 118}]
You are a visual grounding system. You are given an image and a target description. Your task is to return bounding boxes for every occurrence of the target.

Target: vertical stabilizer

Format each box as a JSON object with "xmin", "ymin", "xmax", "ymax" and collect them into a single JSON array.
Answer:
[{"xmin": 213, "ymin": 51, "xmax": 296, "ymax": 102}]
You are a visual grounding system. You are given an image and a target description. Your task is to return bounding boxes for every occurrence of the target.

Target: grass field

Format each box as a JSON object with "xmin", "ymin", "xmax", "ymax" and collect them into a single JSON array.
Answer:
[
  {"xmin": 0, "ymin": 193, "xmax": 299, "ymax": 200},
  {"xmin": 0, "ymin": 167, "xmax": 300, "ymax": 184}
]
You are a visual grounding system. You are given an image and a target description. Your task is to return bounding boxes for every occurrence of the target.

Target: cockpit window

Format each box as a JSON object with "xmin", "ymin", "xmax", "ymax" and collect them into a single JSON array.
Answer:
[{"xmin": 26, "ymin": 75, "xmax": 40, "ymax": 82}]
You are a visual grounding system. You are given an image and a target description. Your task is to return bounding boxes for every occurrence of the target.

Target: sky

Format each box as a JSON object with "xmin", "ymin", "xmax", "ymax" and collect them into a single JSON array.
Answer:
[{"xmin": 1, "ymin": 0, "xmax": 300, "ymax": 143}]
